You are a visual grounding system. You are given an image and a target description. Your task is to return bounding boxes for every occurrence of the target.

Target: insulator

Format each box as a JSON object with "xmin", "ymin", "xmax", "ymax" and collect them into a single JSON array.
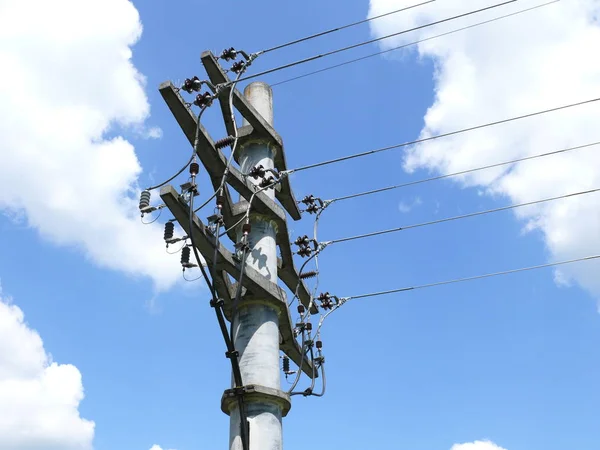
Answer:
[
  {"xmin": 242, "ymin": 223, "xmax": 251, "ymax": 235},
  {"xmin": 282, "ymin": 356, "xmax": 290, "ymax": 373},
  {"xmin": 301, "ymin": 195, "xmax": 315, "ymax": 205},
  {"xmin": 306, "ymin": 323, "xmax": 313, "ymax": 332},
  {"xmin": 139, "ymin": 190, "xmax": 151, "ymax": 211},
  {"xmin": 194, "ymin": 92, "xmax": 212, "ymax": 108},
  {"xmin": 316, "ymin": 340, "xmax": 323, "ymax": 349},
  {"xmin": 189, "ymin": 162, "xmax": 200, "ymax": 176},
  {"xmin": 299, "ymin": 270, "xmax": 318, "ymax": 280},
  {"xmin": 231, "ymin": 61, "xmax": 245, "ymax": 74},
  {"xmin": 215, "ymin": 136, "xmax": 235, "ymax": 150},
  {"xmin": 294, "ymin": 235, "xmax": 309, "ymax": 246},
  {"xmin": 306, "ymin": 204, "xmax": 319, "ymax": 214},
  {"xmin": 260, "ymin": 176, "xmax": 275, "ymax": 189},
  {"xmin": 248, "ymin": 165, "xmax": 265, "ymax": 179},
  {"xmin": 182, "ymin": 76, "xmax": 201, "ymax": 93},
  {"xmin": 220, "ymin": 47, "xmax": 238, "ymax": 61},
  {"xmin": 181, "ymin": 246, "xmax": 191, "ymax": 266},
  {"xmin": 318, "ymin": 292, "xmax": 331, "ymax": 301},
  {"xmin": 297, "ymin": 305, "xmax": 306, "ymax": 314},
  {"xmin": 297, "ymin": 246, "xmax": 312, "ymax": 258},
  {"xmin": 164, "ymin": 222, "xmax": 175, "ymax": 241}
]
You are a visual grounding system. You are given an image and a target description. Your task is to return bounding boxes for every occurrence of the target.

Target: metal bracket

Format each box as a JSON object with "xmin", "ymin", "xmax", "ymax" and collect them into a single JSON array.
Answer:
[
  {"xmin": 160, "ymin": 185, "xmax": 314, "ymax": 377},
  {"xmin": 221, "ymin": 384, "xmax": 292, "ymax": 417},
  {"xmin": 159, "ymin": 82, "xmax": 317, "ymax": 315},
  {"xmin": 200, "ymin": 51, "xmax": 301, "ymax": 221}
]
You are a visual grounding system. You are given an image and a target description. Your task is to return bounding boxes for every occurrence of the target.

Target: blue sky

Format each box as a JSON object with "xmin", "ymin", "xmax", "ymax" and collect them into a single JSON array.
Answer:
[{"xmin": 1, "ymin": 1, "xmax": 599, "ymax": 450}]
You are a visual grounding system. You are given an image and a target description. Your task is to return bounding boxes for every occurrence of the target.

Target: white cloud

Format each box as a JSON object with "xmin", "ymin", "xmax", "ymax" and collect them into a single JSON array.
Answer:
[
  {"xmin": 398, "ymin": 196, "xmax": 423, "ymax": 213},
  {"xmin": 142, "ymin": 126, "xmax": 164, "ymax": 140},
  {"xmin": 368, "ymin": 0, "xmax": 600, "ymax": 298},
  {"xmin": 451, "ymin": 441, "xmax": 507, "ymax": 450},
  {"xmin": 0, "ymin": 285, "xmax": 94, "ymax": 449},
  {"xmin": 150, "ymin": 445, "xmax": 176, "ymax": 450},
  {"xmin": 0, "ymin": 0, "xmax": 181, "ymax": 290}
]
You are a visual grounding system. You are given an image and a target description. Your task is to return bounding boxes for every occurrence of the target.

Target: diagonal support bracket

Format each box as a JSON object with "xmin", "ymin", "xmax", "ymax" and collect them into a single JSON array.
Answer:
[
  {"xmin": 159, "ymin": 82, "xmax": 316, "ymax": 314},
  {"xmin": 160, "ymin": 185, "xmax": 314, "ymax": 377},
  {"xmin": 200, "ymin": 51, "xmax": 301, "ymax": 221}
]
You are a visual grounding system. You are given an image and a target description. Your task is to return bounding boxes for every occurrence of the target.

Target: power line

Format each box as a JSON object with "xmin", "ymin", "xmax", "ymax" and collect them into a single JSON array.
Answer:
[
  {"xmin": 272, "ymin": 0, "xmax": 560, "ymax": 87},
  {"xmin": 324, "ymin": 140, "xmax": 600, "ymax": 205},
  {"xmin": 233, "ymin": 0, "xmax": 517, "ymax": 85},
  {"xmin": 326, "ymin": 187, "xmax": 600, "ymax": 246},
  {"xmin": 260, "ymin": 0, "xmax": 436, "ymax": 54},
  {"xmin": 346, "ymin": 254, "xmax": 600, "ymax": 300},
  {"xmin": 287, "ymin": 96, "xmax": 600, "ymax": 174}
]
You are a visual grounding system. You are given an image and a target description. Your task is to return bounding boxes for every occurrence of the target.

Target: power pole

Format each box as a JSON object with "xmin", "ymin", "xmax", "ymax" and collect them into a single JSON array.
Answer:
[
  {"xmin": 228, "ymin": 82, "xmax": 283, "ymax": 450},
  {"xmin": 158, "ymin": 52, "xmax": 318, "ymax": 450}
]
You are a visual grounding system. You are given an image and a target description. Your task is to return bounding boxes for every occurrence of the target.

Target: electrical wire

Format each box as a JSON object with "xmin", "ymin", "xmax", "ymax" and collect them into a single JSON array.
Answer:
[
  {"xmin": 230, "ymin": 0, "xmax": 517, "ymax": 85},
  {"xmin": 285, "ymin": 210, "xmax": 325, "ymax": 392},
  {"xmin": 259, "ymin": 0, "xmax": 436, "ymax": 54},
  {"xmin": 346, "ymin": 254, "xmax": 600, "ymax": 300},
  {"xmin": 326, "ymin": 187, "xmax": 600, "ymax": 246},
  {"xmin": 287, "ymin": 96, "xmax": 600, "ymax": 174},
  {"xmin": 230, "ymin": 244, "xmax": 249, "ymax": 343},
  {"xmin": 145, "ymin": 155, "xmax": 196, "ymax": 191},
  {"xmin": 140, "ymin": 208, "xmax": 163, "ymax": 225},
  {"xmin": 183, "ymin": 270, "xmax": 203, "ymax": 282},
  {"xmin": 145, "ymin": 103, "xmax": 211, "ymax": 192},
  {"xmin": 199, "ymin": 70, "xmax": 247, "ymax": 213},
  {"xmin": 322, "ymin": 141, "xmax": 600, "ymax": 206},
  {"xmin": 271, "ymin": 0, "xmax": 560, "ymax": 87},
  {"xmin": 188, "ymin": 188, "xmax": 250, "ymax": 450},
  {"xmin": 166, "ymin": 240, "xmax": 187, "ymax": 254}
]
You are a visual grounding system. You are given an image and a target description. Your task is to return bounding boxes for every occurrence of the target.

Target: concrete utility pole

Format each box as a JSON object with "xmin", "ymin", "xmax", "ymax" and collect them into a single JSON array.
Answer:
[
  {"xmin": 229, "ymin": 82, "xmax": 283, "ymax": 450},
  {"xmin": 158, "ymin": 52, "xmax": 319, "ymax": 450}
]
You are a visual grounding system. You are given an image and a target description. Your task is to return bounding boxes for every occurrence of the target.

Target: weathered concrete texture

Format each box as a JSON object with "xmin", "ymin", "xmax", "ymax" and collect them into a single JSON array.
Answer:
[
  {"xmin": 242, "ymin": 82, "xmax": 274, "ymax": 127},
  {"xmin": 230, "ymin": 81, "xmax": 285, "ymax": 450},
  {"xmin": 229, "ymin": 402, "xmax": 283, "ymax": 450},
  {"xmin": 232, "ymin": 304, "xmax": 281, "ymax": 389}
]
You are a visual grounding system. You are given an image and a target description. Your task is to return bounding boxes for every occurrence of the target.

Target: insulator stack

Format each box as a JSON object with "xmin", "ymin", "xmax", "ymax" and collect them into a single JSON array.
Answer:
[
  {"xmin": 282, "ymin": 356, "xmax": 290, "ymax": 373},
  {"xmin": 215, "ymin": 136, "xmax": 235, "ymax": 150},
  {"xmin": 299, "ymin": 270, "xmax": 318, "ymax": 280},
  {"xmin": 164, "ymin": 222, "xmax": 175, "ymax": 241},
  {"xmin": 220, "ymin": 47, "xmax": 238, "ymax": 61},
  {"xmin": 301, "ymin": 195, "xmax": 316, "ymax": 205},
  {"xmin": 190, "ymin": 162, "xmax": 200, "ymax": 176},
  {"xmin": 306, "ymin": 323, "xmax": 313, "ymax": 332},
  {"xmin": 248, "ymin": 165, "xmax": 266, "ymax": 179},
  {"xmin": 306, "ymin": 204, "xmax": 319, "ymax": 214},
  {"xmin": 297, "ymin": 247, "xmax": 312, "ymax": 258},
  {"xmin": 294, "ymin": 236, "xmax": 310, "ymax": 246},
  {"xmin": 318, "ymin": 292, "xmax": 334, "ymax": 310},
  {"xmin": 297, "ymin": 305, "xmax": 305, "ymax": 314},
  {"xmin": 194, "ymin": 92, "xmax": 212, "ymax": 108},
  {"xmin": 139, "ymin": 190, "xmax": 151, "ymax": 211},
  {"xmin": 242, "ymin": 223, "xmax": 251, "ymax": 235},
  {"xmin": 231, "ymin": 61, "xmax": 245, "ymax": 74},
  {"xmin": 182, "ymin": 76, "xmax": 201, "ymax": 93},
  {"xmin": 181, "ymin": 246, "xmax": 191, "ymax": 267},
  {"xmin": 260, "ymin": 176, "xmax": 276, "ymax": 189},
  {"xmin": 316, "ymin": 341, "xmax": 323, "ymax": 349}
]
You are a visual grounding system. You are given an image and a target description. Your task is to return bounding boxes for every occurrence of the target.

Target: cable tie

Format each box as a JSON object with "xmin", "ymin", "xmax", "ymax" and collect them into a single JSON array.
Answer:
[{"xmin": 226, "ymin": 350, "xmax": 240, "ymax": 359}]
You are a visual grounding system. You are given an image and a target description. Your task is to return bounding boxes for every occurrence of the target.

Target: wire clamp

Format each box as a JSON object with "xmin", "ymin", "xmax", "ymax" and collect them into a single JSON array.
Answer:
[
  {"xmin": 210, "ymin": 298, "xmax": 225, "ymax": 309},
  {"xmin": 226, "ymin": 350, "xmax": 240, "ymax": 359}
]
